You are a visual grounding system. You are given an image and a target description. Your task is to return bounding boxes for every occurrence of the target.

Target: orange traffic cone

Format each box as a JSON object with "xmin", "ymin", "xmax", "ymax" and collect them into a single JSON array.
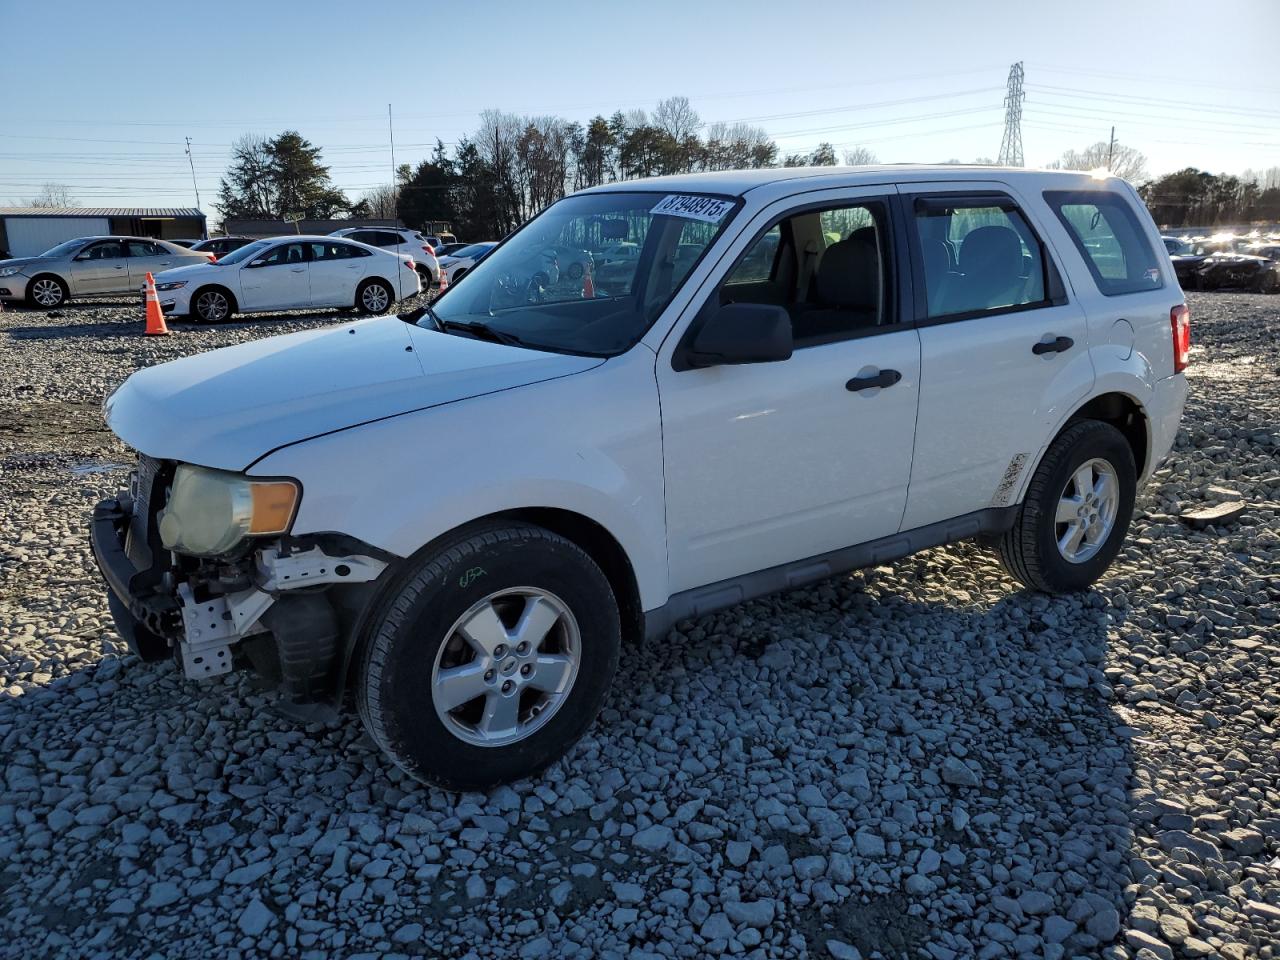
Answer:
[
  {"xmin": 582, "ymin": 263, "xmax": 595, "ymax": 299},
  {"xmin": 143, "ymin": 272, "xmax": 170, "ymax": 336},
  {"xmin": 437, "ymin": 267, "xmax": 449, "ymax": 294}
]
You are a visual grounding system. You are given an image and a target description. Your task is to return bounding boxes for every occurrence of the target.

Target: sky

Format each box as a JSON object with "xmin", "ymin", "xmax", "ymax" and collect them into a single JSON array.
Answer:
[{"xmin": 2, "ymin": 0, "xmax": 1277, "ymax": 213}]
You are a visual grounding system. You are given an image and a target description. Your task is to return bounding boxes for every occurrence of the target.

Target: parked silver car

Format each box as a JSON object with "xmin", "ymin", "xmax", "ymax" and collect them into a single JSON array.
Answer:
[{"xmin": 0, "ymin": 236, "xmax": 212, "ymax": 309}]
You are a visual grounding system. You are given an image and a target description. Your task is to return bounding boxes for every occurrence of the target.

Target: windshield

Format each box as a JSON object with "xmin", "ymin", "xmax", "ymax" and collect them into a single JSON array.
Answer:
[
  {"xmin": 428, "ymin": 191, "xmax": 738, "ymax": 355},
  {"xmin": 215, "ymin": 239, "xmax": 272, "ymax": 265},
  {"xmin": 40, "ymin": 238, "xmax": 90, "ymax": 258}
]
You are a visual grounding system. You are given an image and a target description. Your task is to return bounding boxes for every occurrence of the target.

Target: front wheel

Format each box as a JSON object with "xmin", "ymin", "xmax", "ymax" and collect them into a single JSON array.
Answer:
[
  {"xmin": 192, "ymin": 287, "xmax": 233, "ymax": 323},
  {"xmin": 996, "ymin": 420, "xmax": 1136, "ymax": 593},
  {"xmin": 357, "ymin": 278, "xmax": 393, "ymax": 314},
  {"xmin": 358, "ymin": 523, "xmax": 621, "ymax": 789},
  {"xmin": 27, "ymin": 275, "xmax": 67, "ymax": 309}
]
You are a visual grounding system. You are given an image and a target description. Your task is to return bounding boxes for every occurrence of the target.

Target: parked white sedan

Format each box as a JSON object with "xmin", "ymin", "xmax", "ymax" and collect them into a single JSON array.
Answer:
[
  {"xmin": 153, "ymin": 236, "xmax": 420, "ymax": 322},
  {"xmin": 438, "ymin": 242, "xmax": 496, "ymax": 283}
]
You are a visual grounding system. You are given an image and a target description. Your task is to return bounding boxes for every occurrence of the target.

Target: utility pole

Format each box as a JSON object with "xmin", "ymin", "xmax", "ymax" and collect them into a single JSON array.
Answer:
[
  {"xmin": 1107, "ymin": 125, "xmax": 1116, "ymax": 171},
  {"xmin": 388, "ymin": 104, "xmax": 397, "ymax": 220},
  {"xmin": 997, "ymin": 62, "xmax": 1025, "ymax": 167},
  {"xmin": 184, "ymin": 137, "xmax": 203, "ymax": 234}
]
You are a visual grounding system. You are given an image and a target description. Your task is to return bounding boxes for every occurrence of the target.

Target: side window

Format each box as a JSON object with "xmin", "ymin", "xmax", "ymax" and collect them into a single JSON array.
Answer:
[
  {"xmin": 373, "ymin": 231, "xmax": 401, "ymax": 248},
  {"xmin": 83, "ymin": 241, "xmax": 126, "ymax": 260},
  {"xmin": 309, "ymin": 242, "xmax": 360, "ymax": 261},
  {"xmin": 126, "ymin": 241, "xmax": 163, "ymax": 257},
  {"xmin": 260, "ymin": 243, "xmax": 306, "ymax": 266},
  {"xmin": 725, "ymin": 225, "xmax": 780, "ymax": 285},
  {"xmin": 913, "ymin": 196, "xmax": 1048, "ymax": 319},
  {"xmin": 718, "ymin": 200, "xmax": 891, "ymax": 345},
  {"xmin": 1044, "ymin": 191, "xmax": 1164, "ymax": 296}
]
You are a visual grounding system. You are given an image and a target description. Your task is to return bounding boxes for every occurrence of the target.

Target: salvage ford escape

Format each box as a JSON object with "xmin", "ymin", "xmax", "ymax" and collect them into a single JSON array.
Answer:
[{"xmin": 92, "ymin": 167, "xmax": 1188, "ymax": 789}]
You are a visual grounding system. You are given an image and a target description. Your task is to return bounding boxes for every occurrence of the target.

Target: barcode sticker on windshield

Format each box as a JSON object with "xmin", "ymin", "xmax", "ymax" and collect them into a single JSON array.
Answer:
[{"xmin": 651, "ymin": 195, "xmax": 734, "ymax": 224}]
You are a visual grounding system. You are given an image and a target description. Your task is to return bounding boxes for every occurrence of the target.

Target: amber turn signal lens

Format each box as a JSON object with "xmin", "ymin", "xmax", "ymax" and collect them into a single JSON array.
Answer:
[{"xmin": 248, "ymin": 481, "xmax": 299, "ymax": 534}]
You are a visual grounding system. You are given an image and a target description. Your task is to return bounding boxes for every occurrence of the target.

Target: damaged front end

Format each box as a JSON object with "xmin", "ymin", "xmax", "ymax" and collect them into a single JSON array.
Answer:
[{"xmin": 90, "ymin": 455, "xmax": 392, "ymax": 706}]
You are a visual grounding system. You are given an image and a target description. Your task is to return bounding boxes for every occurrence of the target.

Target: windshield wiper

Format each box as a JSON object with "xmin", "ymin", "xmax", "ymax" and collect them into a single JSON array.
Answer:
[{"xmin": 440, "ymin": 319, "xmax": 527, "ymax": 347}]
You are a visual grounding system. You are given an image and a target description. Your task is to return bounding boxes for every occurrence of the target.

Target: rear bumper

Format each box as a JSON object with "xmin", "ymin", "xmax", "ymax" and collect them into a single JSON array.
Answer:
[{"xmin": 1145, "ymin": 373, "xmax": 1187, "ymax": 479}]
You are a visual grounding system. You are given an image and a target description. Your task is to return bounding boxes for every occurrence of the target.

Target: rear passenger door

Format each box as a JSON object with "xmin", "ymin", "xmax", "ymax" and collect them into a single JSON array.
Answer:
[
  {"xmin": 126, "ymin": 240, "xmax": 180, "ymax": 290},
  {"xmin": 306, "ymin": 240, "xmax": 368, "ymax": 307},
  {"xmin": 899, "ymin": 184, "xmax": 1093, "ymax": 530}
]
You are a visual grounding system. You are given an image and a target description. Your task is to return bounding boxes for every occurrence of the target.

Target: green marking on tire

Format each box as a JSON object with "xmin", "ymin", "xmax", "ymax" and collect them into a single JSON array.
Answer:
[{"xmin": 459, "ymin": 567, "xmax": 486, "ymax": 588}]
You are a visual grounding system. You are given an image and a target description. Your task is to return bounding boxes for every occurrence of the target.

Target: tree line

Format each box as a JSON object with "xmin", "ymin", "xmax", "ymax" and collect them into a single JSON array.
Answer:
[{"xmin": 210, "ymin": 99, "xmax": 1279, "ymax": 236}]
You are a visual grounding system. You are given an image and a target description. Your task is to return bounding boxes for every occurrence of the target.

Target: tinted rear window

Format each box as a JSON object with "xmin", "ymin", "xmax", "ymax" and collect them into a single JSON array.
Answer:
[{"xmin": 1044, "ymin": 191, "xmax": 1164, "ymax": 296}]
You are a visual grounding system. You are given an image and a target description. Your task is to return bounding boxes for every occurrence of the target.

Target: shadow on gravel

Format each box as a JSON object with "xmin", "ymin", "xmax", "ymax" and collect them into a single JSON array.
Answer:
[{"xmin": 0, "ymin": 558, "xmax": 1137, "ymax": 958}]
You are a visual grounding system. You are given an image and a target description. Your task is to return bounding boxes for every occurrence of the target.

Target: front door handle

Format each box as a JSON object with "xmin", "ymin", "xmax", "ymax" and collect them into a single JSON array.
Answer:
[
  {"xmin": 1032, "ymin": 335, "xmax": 1074, "ymax": 355},
  {"xmin": 290, "ymin": 267, "xmax": 306, "ymax": 273},
  {"xmin": 846, "ymin": 369, "xmax": 902, "ymax": 392}
]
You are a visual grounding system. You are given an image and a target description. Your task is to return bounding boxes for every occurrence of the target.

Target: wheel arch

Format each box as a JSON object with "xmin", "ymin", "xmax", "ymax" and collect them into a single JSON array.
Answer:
[
  {"xmin": 27, "ymin": 272, "xmax": 69, "ymax": 305},
  {"xmin": 334, "ymin": 507, "xmax": 645, "ymax": 706},
  {"xmin": 190, "ymin": 283, "xmax": 238, "ymax": 316}
]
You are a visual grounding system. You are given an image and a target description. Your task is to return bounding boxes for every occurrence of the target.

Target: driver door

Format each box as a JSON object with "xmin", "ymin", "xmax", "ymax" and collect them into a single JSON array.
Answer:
[
  {"xmin": 68, "ymin": 240, "xmax": 129, "ymax": 294},
  {"xmin": 239, "ymin": 242, "xmax": 311, "ymax": 311}
]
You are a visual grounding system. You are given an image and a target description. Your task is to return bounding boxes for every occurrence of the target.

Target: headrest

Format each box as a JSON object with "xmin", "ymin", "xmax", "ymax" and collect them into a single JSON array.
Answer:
[
  {"xmin": 958, "ymin": 225, "xmax": 1022, "ymax": 283},
  {"xmin": 815, "ymin": 227, "xmax": 879, "ymax": 309}
]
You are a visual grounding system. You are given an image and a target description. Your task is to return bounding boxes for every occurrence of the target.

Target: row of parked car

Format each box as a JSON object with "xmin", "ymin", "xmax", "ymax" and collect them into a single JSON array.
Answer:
[{"xmin": 1162, "ymin": 233, "xmax": 1280, "ymax": 293}]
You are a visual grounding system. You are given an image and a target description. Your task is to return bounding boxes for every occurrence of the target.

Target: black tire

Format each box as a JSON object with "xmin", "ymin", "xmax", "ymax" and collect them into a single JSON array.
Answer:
[
  {"xmin": 358, "ymin": 523, "xmax": 621, "ymax": 790},
  {"xmin": 566, "ymin": 262, "xmax": 585, "ymax": 281},
  {"xmin": 26, "ymin": 274, "xmax": 67, "ymax": 309},
  {"xmin": 1256, "ymin": 271, "xmax": 1279, "ymax": 294},
  {"xmin": 192, "ymin": 286, "xmax": 234, "ymax": 323},
  {"xmin": 997, "ymin": 420, "xmax": 1136, "ymax": 593},
  {"xmin": 356, "ymin": 278, "xmax": 393, "ymax": 314}
]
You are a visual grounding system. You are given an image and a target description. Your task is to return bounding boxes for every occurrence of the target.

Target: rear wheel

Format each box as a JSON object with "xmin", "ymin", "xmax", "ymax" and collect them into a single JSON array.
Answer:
[
  {"xmin": 1256, "ymin": 270, "xmax": 1279, "ymax": 294},
  {"xmin": 566, "ymin": 262, "xmax": 585, "ymax": 281},
  {"xmin": 358, "ymin": 523, "xmax": 621, "ymax": 789},
  {"xmin": 357, "ymin": 278, "xmax": 392, "ymax": 314},
  {"xmin": 192, "ymin": 287, "xmax": 233, "ymax": 323},
  {"xmin": 27, "ymin": 275, "xmax": 67, "ymax": 309},
  {"xmin": 997, "ymin": 420, "xmax": 1136, "ymax": 593}
]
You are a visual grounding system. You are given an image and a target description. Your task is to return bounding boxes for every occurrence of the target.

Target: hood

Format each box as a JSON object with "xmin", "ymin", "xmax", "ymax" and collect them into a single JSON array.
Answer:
[
  {"xmin": 106, "ymin": 315, "xmax": 604, "ymax": 470},
  {"xmin": 155, "ymin": 262, "xmax": 217, "ymax": 282}
]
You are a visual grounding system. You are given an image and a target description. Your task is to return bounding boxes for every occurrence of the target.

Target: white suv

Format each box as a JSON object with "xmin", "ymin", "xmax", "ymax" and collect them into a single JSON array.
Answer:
[
  {"xmin": 329, "ymin": 226, "xmax": 442, "ymax": 289},
  {"xmin": 93, "ymin": 167, "xmax": 1188, "ymax": 789}
]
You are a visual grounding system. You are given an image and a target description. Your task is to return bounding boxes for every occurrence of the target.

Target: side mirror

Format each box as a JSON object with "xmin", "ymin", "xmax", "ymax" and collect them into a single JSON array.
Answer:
[
  {"xmin": 248, "ymin": 258, "xmax": 267, "ymax": 268},
  {"xmin": 678, "ymin": 302, "xmax": 793, "ymax": 370}
]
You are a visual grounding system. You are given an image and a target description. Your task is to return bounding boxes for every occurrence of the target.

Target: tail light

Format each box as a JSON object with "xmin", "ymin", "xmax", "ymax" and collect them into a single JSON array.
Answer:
[
  {"xmin": 423, "ymin": 244, "xmax": 435, "ymax": 255},
  {"xmin": 1170, "ymin": 304, "xmax": 1190, "ymax": 373},
  {"xmin": 206, "ymin": 253, "xmax": 217, "ymax": 263},
  {"xmin": 405, "ymin": 259, "xmax": 416, "ymax": 271}
]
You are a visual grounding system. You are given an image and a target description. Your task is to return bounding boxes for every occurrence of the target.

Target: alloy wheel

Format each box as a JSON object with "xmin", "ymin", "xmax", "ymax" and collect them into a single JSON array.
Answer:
[
  {"xmin": 430, "ymin": 588, "xmax": 581, "ymax": 748},
  {"xmin": 196, "ymin": 291, "xmax": 228, "ymax": 322},
  {"xmin": 31, "ymin": 279, "xmax": 63, "ymax": 307},
  {"xmin": 362, "ymin": 284, "xmax": 390, "ymax": 313},
  {"xmin": 1055, "ymin": 458, "xmax": 1119, "ymax": 564}
]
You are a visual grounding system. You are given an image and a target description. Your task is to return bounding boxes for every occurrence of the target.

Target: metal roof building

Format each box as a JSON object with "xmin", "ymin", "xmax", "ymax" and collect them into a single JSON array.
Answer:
[{"xmin": 0, "ymin": 207, "xmax": 207, "ymax": 258}]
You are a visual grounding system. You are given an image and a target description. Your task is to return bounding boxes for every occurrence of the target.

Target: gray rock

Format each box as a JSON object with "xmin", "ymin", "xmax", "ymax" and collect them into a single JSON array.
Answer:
[
  {"xmin": 237, "ymin": 899, "xmax": 274, "ymax": 937},
  {"xmin": 633, "ymin": 824, "xmax": 675, "ymax": 853},
  {"xmin": 724, "ymin": 900, "xmax": 774, "ymax": 928}
]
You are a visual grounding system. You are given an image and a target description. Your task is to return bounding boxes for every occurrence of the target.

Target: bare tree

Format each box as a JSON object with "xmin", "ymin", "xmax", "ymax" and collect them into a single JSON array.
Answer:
[
  {"xmin": 842, "ymin": 146, "xmax": 878, "ymax": 166},
  {"xmin": 1052, "ymin": 140, "xmax": 1148, "ymax": 184},
  {"xmin": 654, "ymin": 96, "xmax": 701, "ymax": 143},
  {"xmin": 28, "ymin": 182, "xmax": 78, "ymax": 208},
  {"xmin": 357, "ymin": 184, "xmax": 398, "ymax": 219}
]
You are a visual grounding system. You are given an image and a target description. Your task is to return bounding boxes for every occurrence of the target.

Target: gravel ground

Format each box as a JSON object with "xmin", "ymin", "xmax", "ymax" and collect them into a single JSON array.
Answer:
[{"xmin": 0, "ymin": 292, "xmax": 1277, "ymax": 960}]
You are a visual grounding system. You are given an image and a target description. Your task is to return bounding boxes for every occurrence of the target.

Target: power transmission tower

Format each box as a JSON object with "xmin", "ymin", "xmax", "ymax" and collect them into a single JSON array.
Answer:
[{"xmin": 997, "ymin": 62, "xmax": 1025, "ymax": 167}]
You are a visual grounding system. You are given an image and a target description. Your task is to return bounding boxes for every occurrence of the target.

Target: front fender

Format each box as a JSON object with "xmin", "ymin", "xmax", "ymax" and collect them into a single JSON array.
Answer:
[{"xmin": 248, "ymin": 349, "xmax": 669, "ymax": 610}]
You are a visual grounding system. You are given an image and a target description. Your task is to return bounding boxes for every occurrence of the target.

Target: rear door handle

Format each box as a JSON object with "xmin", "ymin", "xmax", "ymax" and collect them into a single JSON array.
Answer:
[
  {"xmin": 846, "ymin": 369, "xmax": 902, "ymax": 392},
  {"xmin": 290, "ymin": 267, "xmax": 306, "ymax": 273},
  {"xmin": 1032, "ymin": 336, "xmax": 1074, "ymax": 355}
]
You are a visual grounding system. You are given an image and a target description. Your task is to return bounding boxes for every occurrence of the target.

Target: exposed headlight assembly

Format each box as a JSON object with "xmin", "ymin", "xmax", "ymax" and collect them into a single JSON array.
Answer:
[
  {"xmin": 158, "ymin": 465, "xmax": 300, "ymax": 556},
  {"xmin": 155, "ymin": 280, "xmax": 188, "ymax": 291},
  {"xmin": 0, "ymin": 265, "xmax": 24, "ymax": 277}
]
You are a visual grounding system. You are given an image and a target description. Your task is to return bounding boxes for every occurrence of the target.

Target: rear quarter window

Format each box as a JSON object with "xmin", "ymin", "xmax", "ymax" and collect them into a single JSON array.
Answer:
[{"xmin": 1044, "ymin": 190, "xmax": 1164, "ymax": 296}]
